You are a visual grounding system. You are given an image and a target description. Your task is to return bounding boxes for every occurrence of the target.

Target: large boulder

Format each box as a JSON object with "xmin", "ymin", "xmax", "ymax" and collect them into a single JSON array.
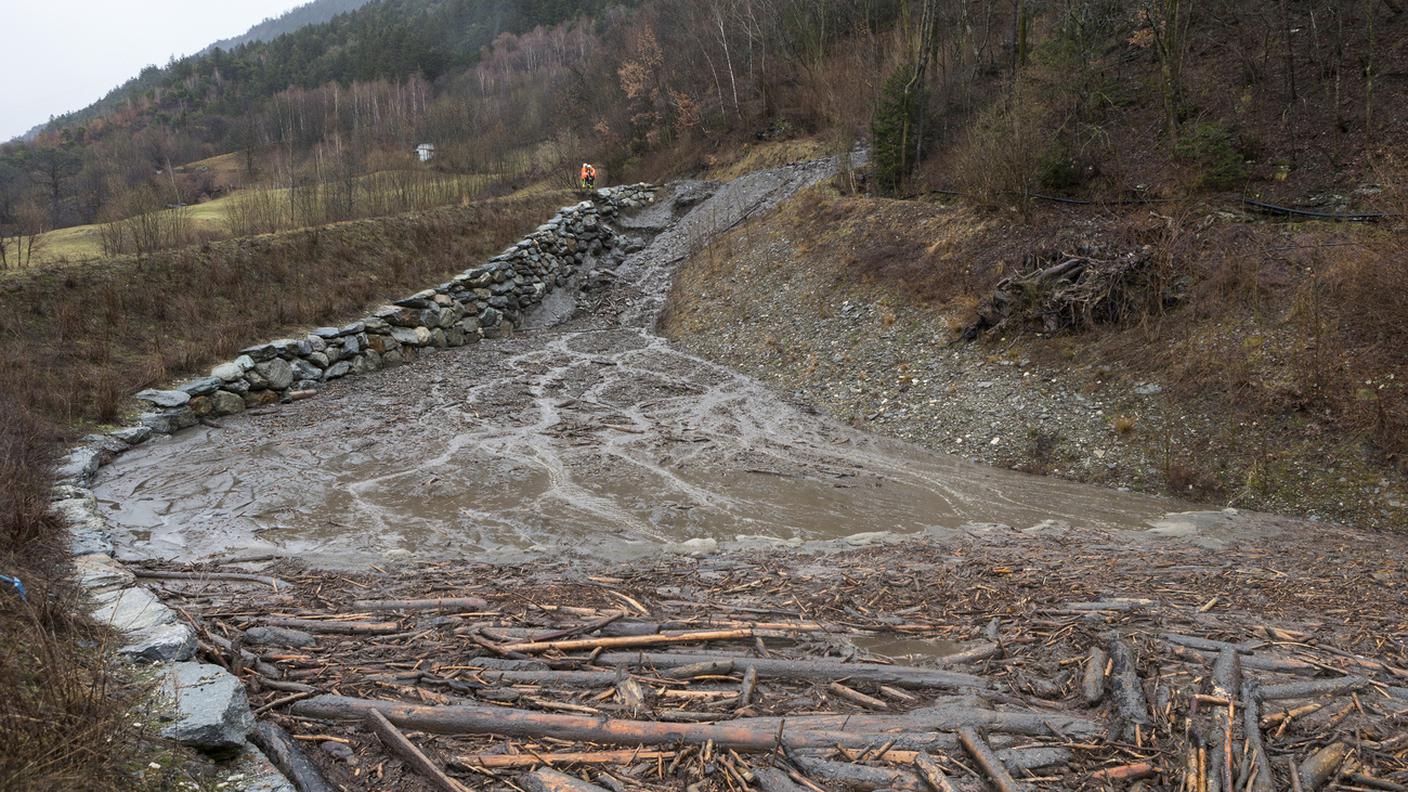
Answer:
[
  {"xmin": 54, "ymin": 494, "xmax": 113, "ymax": 556},
  {"xmin": 90, "ymin": 586, "xmax": 196, "ymax": 663},
  {"xmin": 210, "ymin": 390, "xmax": 245, "ymax": 417},
  {"xmin": 55, "ymin": 446, "xmax": 102, "ymax": 484},
  {"xmin": 254, "ymin": 359, "xmax": 294, "ymax": 391},
  {"xmin": 159, "ymin": 662, "xmax": 255, "ymax": 754}
]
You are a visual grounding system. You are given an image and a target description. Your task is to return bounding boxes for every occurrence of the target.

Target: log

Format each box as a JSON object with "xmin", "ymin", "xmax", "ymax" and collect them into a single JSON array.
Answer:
[
  {"xmin": 914, "ymin": 754, "xmax": 960, "ymax": 792},
  {"xmin": 1260, "ymin": 677, "xmax": 1367, "ymax": 702},
  {"xmin": 1297, "ymin": 743, "xmax": 1349, "ymax": 791},
  {"xmin": 452, "ymin": 749, "xmax": 676, "ymax": 770},
  {"xmin": 593, "ymin": 651, "xmax": 993, "ymax": 690},
  {"xmin": 365, "ymin": 709, "xmax": 469, "ymax": 792},
  {"xmin": 1241, "ymin": 682, "xmax": 1275, "ymax": 792},
  {"xmin": 754, "ymin": 767, "xmax": 809, "ymax": 792},
  {"xmin": 791, "ymin": 756, "xmax": 918, "ymax": 790},
  {"xmin": 1082, "ymin": 646, "xmax": 1107, "ymax": 706},
  {"xmin": 829, "ymin": 681, "xmax": 890, "ymax": 710},
  {"xmin": 522, "ymin": 768, "xmax": 612, "ymax": 792},
  {"xmin": 291, "ymin": 695, "xmax": 1096, "ymax": 750},
  {"xmin": 249, "ymin": 721, "xmax": 336, "ymax": 792},
  {"xmin": 738, "ymin": 665, "xmax": 758, "ymax": 708},
  {"xmin": 958, "ymin": 726, "xmax": 1024, "ymax": 792},
  {"xmin": 352, "ymin": 596, "xmax": 488, "ymax": 612},
  {"xmin": 498, "ymin": 628, "xmax": 754, "ymax": 654},
  {"xmin": 1108, "ymin": 635, "xmax": 1152, "ymax": 741},
  {"xmin": 1161, "ymin": 642, "xmax": 1318, "ymax": 675},
  {"xmin": 134, "ymin": 569, "xmax": 287, "ymax": 589},
  {"xmin": 264, "ymin": 617, "xmax": 401, "ymax": 635},
  {"xmin": 1210, "ymin": 649, "xmax": 1241, "ymax": 791},
  {"xmin": 1090, "ymin": 763, "xmax": 1156, "ymax": 782}
]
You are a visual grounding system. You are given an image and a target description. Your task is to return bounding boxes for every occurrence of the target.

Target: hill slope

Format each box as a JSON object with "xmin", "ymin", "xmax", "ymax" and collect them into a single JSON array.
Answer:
[{"xmin": 204, "ymin": 0, "xmax": 375, "ymax": 53}]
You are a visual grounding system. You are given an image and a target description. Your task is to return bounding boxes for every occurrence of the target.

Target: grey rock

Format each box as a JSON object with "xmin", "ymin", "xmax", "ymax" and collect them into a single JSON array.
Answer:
[
  {"xmin": 91, "ymin": 586, "xmax": 196, "ymax": 663},
  {"xmin": 180, "ymin": 377, "xmax": 222, "ymax": 396},
  {"xmin": 338, "ymin": 321, "xmax": 365, "ymax": 336},
  {"xmin": 1134, "ymin": 383, "xmax": 1164, "ymax": 396},
  {"xmin": 430, "ymin": 328, "xmax": 448, "ymax": 348},
  {"xmin": 111, "ymin": 425, "xmax": 153, "ymax": 446},
  {"xmin": 305, "ymin": 335, "xmax": 327, "ymax": 353},
  {"xmin": 135, "ymin": 389, "xmax": 191, "ymax": 408},
  {"xmin": 390, "ymin": 326, "xmax": 431, "ymax": 346},
  {"xmin": 55, "ymin": 447, "xmax": 102, "ymax": 483},
  {"xmin": 243, "ymin": 626, "xmax": 317, "ymax": 648},
  {"xmin": 55, "ymin": 495, "xmax": 113, "ymax": 556},
  {"xmin": 82, "ymin": 433, "xmax": 129, "ymax": 457},
  {"xmin": 307, "ymin": 351, "xmax": 330, "ymax": 368},
  {"xmin": 159, "ymin": 662, "xmax": 255, "ymax": 753},
  {"xmin": 382, "ymin": 350, "xmax": 404, "ymax": 368},
  {"xmin": 324, "ymin": 361, "xmax": 352, "ymax": 380},
  {"xmin": 74, "ymin": 553, "xmax": 133, "ymax": 595},
  {"xmin": 290, "ymin": 380, "xmax": 323, "ymax": 394},
  {"xmin": 291, "ymin": 359, "xmax": 321, "ymax": 382},
  {"xmin": 140, "ymin": 408, "xmax": 197, "ymax": 434},
  {"xmin": 210, "ymin": 390, "xmax": 246, "ymax": 417},
  {"xmin": 312, "ymin": 326, "xmax": 341, "ymax": 339},
  {"xmin": 240, "ymin": 344, "xmax": 278, "ymax": 362},
  {"xmin": 270, "ymin": 338, "xmax": 313, "ymax": 358},
  {"xmin": 255, "ymin": 359, "xmax": 294, "ymax": 391},
  {"xmin": 212, "ymin": 362, "xmax": 246, "ymax": 382}
]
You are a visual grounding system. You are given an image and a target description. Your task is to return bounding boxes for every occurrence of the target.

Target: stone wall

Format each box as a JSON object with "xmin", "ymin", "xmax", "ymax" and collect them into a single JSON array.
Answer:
[{"xmin": 44, "ymin": 184, "xmax": 656, "ymax": 790}]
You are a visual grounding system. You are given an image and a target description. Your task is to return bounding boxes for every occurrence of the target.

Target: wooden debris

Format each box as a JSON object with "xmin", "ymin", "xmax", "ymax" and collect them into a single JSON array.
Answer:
[
  {"xmin": 521, "ymin": 768, "xmax": 611, "ymax": 792},
  {"xmin": 365, "ymin": 709, "xmax": 470, "ymax": 792},
  {"xmin": 1082, "ymin": 646, "xmax": 1108, "ymax": 706},
  {"xmin": 914, "ymin": 753, "xmax": 959, "ymax": 792},
  {"xmin": 351, "ymin": 596, "xmax": 489, "ymax": 612},
  {"xmin": 1297, "ymin": 742, "xmax": 1349, "ymax": 791},
  {"xmin": 248, "ymin": 721, "xmax": 335, "ymax": 792},
  {"xmin": 958, "ymin": 726, "xmax": 1024, "ymax": 792},
  {"xmin": 263, "ymin": 617, "xmax": 401, "ymax": 635},
  {"xmin": 452, "ymin": 749, "xmax": 676, "ymax": 770}
]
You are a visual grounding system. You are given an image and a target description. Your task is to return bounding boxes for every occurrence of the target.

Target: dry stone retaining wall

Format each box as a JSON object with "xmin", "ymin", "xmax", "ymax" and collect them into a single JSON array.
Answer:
[{"xmin": 44, "ymin": 184, "xmax": 657, "ymax": 790}]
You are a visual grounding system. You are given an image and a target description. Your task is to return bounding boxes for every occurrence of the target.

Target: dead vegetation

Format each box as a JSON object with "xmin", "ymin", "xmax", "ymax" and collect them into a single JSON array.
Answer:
[{"xmin": 133, "ymin": 525, "xmax": 1408, "ymax": 791}]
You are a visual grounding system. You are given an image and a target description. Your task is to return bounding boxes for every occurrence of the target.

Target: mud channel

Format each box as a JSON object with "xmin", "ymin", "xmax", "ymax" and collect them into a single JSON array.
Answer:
[{"xmin": 93, "ymin": 160, "xmax": 1289, "ymax": 569}]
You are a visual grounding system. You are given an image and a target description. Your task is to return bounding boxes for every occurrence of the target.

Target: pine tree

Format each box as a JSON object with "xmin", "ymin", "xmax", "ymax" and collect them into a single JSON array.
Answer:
[{"xmin": 871, "ymin": 63, "xmax": 927, "ymax": 196}]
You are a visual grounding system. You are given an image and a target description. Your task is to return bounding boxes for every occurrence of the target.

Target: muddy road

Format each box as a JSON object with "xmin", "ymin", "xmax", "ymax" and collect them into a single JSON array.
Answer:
[{"xmin": 93, "ymin": 161, "xmax": 1283, "ymax": 568}]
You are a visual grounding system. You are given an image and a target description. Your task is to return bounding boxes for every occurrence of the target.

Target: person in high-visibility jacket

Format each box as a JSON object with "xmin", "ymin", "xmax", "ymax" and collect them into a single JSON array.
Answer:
[{"xmin": 580, "ymin": 163, "xmax": 597, "ymax": 189}]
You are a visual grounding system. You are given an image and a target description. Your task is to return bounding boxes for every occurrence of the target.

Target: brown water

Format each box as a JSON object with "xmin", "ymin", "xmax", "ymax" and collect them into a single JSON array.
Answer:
[{"xmin": 92, "ymin": 164, "xmax": 1264, "ymax": 569}]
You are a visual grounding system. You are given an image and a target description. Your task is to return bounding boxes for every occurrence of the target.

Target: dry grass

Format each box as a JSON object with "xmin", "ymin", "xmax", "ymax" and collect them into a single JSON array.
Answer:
[
  {"xmin": 0, "ymin": 191, "xmax": 569, "ymax": 428},
  {"xmin": 0, "ymin": 401, "xmax": 145, "ymax": 790}
]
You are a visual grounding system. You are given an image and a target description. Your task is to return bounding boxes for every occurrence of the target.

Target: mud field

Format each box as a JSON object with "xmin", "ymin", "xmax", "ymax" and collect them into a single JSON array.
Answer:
[
  {"xmin": 93, "ymin": 162, "xmax": 1245, "ymax": 569},
  {"xmin": 92, "ymin": 161, "xmax": 1408, "ymax": 791}
]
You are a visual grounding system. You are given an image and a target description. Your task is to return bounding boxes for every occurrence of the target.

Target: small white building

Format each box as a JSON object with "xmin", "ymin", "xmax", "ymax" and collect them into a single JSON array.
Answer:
[{"xmin": 415, "ymin": 143, "xmax": 436, "ymax": 162}]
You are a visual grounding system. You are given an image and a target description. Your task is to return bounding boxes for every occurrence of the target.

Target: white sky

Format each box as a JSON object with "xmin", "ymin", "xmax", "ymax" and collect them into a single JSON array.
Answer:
[{"xmin": 1, "ymin": 0, "xmax": 309, "ymax": 142}]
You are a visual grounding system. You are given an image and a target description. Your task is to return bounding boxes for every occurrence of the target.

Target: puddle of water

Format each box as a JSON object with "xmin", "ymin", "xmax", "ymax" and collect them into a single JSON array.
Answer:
[{"xmin": 852, "ymin": 635, "xmax": 967, "ymax": 663}]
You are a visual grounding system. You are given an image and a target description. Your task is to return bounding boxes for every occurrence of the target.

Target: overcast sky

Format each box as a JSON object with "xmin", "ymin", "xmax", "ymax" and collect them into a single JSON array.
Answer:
[{"xmin": 1, "ymin": 0, "xmax": 308, "ymax": 142}]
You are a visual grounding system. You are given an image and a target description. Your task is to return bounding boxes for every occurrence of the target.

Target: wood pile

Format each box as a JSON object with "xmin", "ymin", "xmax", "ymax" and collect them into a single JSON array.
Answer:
[
  {"xmin": 962, "ymin": 248, "xmax": 1172, "ymax": 340},
  {"xmin": 137, "ymin": 536, "xmax": 1408, "ymax": 791}
]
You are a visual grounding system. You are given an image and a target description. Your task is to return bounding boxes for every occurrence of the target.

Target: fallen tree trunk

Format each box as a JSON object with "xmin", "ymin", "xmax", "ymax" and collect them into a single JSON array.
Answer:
[
  {"xmin": 290, "ymin": 695, "xmax": 1096, "ymax": 750},
  {"xmin": 498, "ymin": 628, "xmax": 754, "ymax": 654},
  {"xmin": 592, "ymin": 651, "xmax": 993, "ymax": 690},
  {"xmin": 249, "ymin": 721, "xmax": 336, "ymax": 792},
  {"xmin": 522, "ymin": 768, "xmax": 612, "ymax": 792},
  {"xmin": 352, "ymin": 596, "xmax": 488, "ymax": 612},
  {"xmin": 135, "ymin": 569, "xmax": 287, "ymax": 589},
  {"xmin": 263, "ymin": 617, "xmax": 401, "ymax": 635},
  {"xmin": 365, "ymin": 709, "xmax": 469, "ymax": 792}
]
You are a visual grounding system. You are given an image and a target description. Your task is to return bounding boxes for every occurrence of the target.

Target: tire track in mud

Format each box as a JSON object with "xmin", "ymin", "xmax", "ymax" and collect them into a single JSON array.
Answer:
[{"xmin": 92, "ymin": 158, "xmax": 1283, "ymax": 569}]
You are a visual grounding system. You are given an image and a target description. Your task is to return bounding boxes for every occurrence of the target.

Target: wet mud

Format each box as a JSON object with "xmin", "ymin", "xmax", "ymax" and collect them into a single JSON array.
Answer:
[{"xmin": 93, "ymin": 161, "xmax": 1283, "ymax": 568}]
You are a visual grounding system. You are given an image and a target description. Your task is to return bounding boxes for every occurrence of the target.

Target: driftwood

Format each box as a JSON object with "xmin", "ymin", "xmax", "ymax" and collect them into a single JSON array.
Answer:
[
  {"xmin": 1108, "ymin": 635, "xmax": 1152, "ymax": 741},
  {"xmin": 754, "ymin": 767, "xmax": 809, "ymax": 792},
  {"xmin": 291, "ymin": 695, "xmax": 1097, "ymax": 749},
  {"xmin": 791, "ymin": 755, "xmax": 918, "ymax": 790},
  {"xmin": 914, "ymin": 753, "xmax": 960, "ymax": 792},
  {"xmin": 1242, "ymin": 681, "xmax": 1276, "ymax": 792},
  {"xmin": 497, "ymin": 628, "xmax": 755, "ymax": 654},
  {"xmin": 1260, "ymin": 676, "xmax": 1367, "ymax": 702},
  {"xmin": 365, "ymin": 709, "xmax": 469, "ymax": 792},
  {"xmin": 521, "ymin": 768, "xmax": 612, "ymax": 792},
  {"xmin": 958, "ymin": 726, "xmax": 1024, "ymax": 792},
  {"xmin": 352, "ymin": 596, "xmax": 488, "ymax": 612},
  {"xmin": 1082, "ymin": 646, "xmax": 1107, "ymax": 706},
  {"xmin": 263, "ymin": 617, "xmax": 401, "ymax": 635},
  {"xmin": 134, "ymin": 568, "xmax": 287, "ymax": 589},
  {"xmin": 1208, "ymin": 648, "xmax": 1242, "ymax": 792},
  {"xmin": 249, "ymin": 721, "xmax": 336, "ymax": 792},
  {"xmin": 452, "ymin": 749, "xmax": 676, "ymax": 770},
  {"xmin": 592, "ymin": 651, "xmax": 993, "ymax": 690},
  {"xmin": 1298, "ymin": 742, "xmax": 1349, "ymax": 791}
]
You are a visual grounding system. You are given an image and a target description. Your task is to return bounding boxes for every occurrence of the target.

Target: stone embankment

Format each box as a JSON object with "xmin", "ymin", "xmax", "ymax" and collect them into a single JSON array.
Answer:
[{"xmin": 47, "ymin": 184, "xmax": 656, "ymax": 790}]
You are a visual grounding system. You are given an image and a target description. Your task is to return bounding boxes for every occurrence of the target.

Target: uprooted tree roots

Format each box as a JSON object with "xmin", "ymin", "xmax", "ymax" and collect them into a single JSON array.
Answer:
[{"xmin": 963, "ymin": 248, "xmax": 1180, "ymax": 339}]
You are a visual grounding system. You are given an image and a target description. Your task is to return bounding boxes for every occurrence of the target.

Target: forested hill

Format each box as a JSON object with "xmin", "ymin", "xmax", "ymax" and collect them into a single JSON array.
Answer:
[
  {"xmin": 203, "ymin": 0, "xmax": 375, "ymax": 54},
  {"xmin": 44, "ymin": 0, "xmax": 629, "ymax": 135}
]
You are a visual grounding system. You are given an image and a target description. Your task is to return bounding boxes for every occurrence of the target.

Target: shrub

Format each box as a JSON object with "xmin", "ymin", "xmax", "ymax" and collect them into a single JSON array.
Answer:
[
  {"xmin": 871, "ymin": 63, "xmax": 929, "ymax": 195},
  {"xmin": 1175, "ymin": 121, "xmax": 1251, "ymax": 190}
]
